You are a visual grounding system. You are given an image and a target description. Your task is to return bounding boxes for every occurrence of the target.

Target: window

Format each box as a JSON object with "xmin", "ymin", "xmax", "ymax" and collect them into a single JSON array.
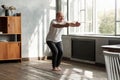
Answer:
[
  {"xmin": 96, "ymin": 0, "xmax": 115, "ymax": 35},
  {"xmin": 67, "ymin": 0, "xmax": 120, "ymax": 36},
  {"xmin": 116, "ymin": 0, "xmax": 120, "ymax": 35},
  {"xmin": 61, "ymin": 0, "xmax": 68, "ymax": 35},
  {"xmin": 68, "ymin": 0, "xmax": 84, "ymax": 34}
]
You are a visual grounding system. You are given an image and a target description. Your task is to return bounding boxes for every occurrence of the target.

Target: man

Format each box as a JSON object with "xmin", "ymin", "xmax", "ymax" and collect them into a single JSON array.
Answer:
[{"xmin": 46, "ymin": 11, "xmax": 80, "ymax": 71}]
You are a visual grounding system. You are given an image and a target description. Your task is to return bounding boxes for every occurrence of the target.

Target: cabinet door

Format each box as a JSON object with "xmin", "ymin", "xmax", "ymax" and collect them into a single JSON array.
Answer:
[
  {"xmin": 7, "ymin": 17, "xmax": 15, "ymax": 34},
  {"xmin": 7, "ymin": 42, "xmax": 21, "ymax": 59},
  {"xmin": 7, "ymin": 16, "xmax": 21, "ymax": 34},
  {"xmin": 0, "ymin": 43, "xmax": 7, "ymax": 60},
  {"xmin": 14, "ymin": 17, "xmax": 21, "ymax": 34}
]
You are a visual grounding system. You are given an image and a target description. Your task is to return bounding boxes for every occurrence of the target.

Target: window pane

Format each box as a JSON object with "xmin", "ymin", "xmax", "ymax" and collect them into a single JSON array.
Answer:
[
  {"xmin": 116, "ymin": 0, "xmax": 120, "ymax": 20},
  {"xmin": 85, "ymin": 0, "xmax": 93, "ymax": 33},
  {"xmin": 68, "ymin": 0, "xmax": 94, "ymax": 34},
  {"xmin": 116, "ymin": 0, "xmax": 120, "ymax": 35},
  {"xmin": 96, "ymin": 0, "xmax": 115, "ymax": 35},
  {"xmin": 62, "ymin": 0, "xmax": 67, "ymax": 35},
  {"xmin": 68, "ymin": 0, "xmax": 82, "ymax": 34},
  {"xmin": 116, "ymin": 22, "xmax": 120, "ymax": 35}
]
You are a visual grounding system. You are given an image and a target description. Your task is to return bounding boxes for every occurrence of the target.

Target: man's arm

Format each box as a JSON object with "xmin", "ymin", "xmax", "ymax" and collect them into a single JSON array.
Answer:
[
  {"xmin": 68, "ymin": 22, "xmax": 80, "ymax": 27},
  {"xmin": 52, "ymin": 23, "xmax": 69, "ymax": 28},
  {"xmin": 52, "ymin": 22, "xmax": 80, "ymax": 28}
]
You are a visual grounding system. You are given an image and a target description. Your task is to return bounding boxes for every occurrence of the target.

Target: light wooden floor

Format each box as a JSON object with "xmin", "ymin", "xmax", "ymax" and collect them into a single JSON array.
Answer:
[{"xmin": 0, "ymin": 60, "xmax": 107, "ymax": 80}]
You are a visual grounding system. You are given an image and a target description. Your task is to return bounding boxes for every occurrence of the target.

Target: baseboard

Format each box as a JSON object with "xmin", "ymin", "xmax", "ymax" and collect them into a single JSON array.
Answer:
[
  {"xmin": 95, "ymin": 63, "xmax": 105, "ymax": 67},
  {"xmin": 62, "ymin": 57, "xmax": 105, "ymax": 67},
  {"xmin": 22, "ymin": 56, "xmax": 70, "ymax": 61},
  {"xmin": 70, "ymin": 58, "xmax": 95, "ymax": 64},
  {"xmin": 22, "ymin": 57, "xmax": 44, "ymax": 61}
]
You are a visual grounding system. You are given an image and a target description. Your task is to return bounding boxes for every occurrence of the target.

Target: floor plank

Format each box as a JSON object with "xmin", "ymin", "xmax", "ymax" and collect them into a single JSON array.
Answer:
[{"xmin": 0, "ymin": 60, "xmax": 107, "ymax": 80}]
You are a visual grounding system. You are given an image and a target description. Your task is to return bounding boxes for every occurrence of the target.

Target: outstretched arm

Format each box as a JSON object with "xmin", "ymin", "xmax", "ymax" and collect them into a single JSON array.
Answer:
[
  {"xmin": 68, "ymin": 22, "xmax": 81, "ymax": 27},
  {"xmin": 52, "ymin": 23, "xmax": 69, "ymax": 28},
  {"xmin": 52, "ymin": 21, "xmax": 81, "ymax": 28}
]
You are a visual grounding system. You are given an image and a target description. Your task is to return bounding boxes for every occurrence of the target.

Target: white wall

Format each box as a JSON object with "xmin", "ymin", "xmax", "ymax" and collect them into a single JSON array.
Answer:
[{"xmin": 0, "ymin": 0, "xmax": 56, "ymax": 58}]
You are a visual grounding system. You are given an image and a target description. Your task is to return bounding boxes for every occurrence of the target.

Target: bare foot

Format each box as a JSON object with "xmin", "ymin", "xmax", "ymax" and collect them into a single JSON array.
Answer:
[
  {"xmin": 52, "ymin": 67, "xmax": 58, "ymax": 71},
  {"xmin": 57, "ymin": 67, "xmax": 62, "ymax": 71}
]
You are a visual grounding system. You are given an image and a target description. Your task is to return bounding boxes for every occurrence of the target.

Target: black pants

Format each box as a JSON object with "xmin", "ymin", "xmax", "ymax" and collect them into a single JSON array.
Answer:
[{"xmin": 46, "ymin": 41, "xmax": 63, "ymax": 68}]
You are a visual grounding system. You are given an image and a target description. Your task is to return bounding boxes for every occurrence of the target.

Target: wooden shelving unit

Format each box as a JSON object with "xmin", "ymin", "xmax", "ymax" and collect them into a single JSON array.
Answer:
[{"xmin": 0, "ymin": 16, "xmax": 21, "ymax": 61}]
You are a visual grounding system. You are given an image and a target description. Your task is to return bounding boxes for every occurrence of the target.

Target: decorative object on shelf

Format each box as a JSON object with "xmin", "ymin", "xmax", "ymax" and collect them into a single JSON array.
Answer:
[
  {"xmin": 9, "ymin": 6, "xmax": 16, "ymax": 16},
  {"xmin": 1, "ymin": 4, "xmax": 16, "ymax": 16},
  {"xmin": 16, "ymin": 13, "xmax": 21, "ymax": 16}
]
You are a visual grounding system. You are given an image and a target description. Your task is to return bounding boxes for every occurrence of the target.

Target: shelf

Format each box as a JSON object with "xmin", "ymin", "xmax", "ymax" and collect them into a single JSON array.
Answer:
[
  {"xmin": 0, "ymin": 34, "xmax": 21, "ymax": 42},
  {"xmin": 0, "ymin": 16, "xmax": 21, "ymax": 61}
]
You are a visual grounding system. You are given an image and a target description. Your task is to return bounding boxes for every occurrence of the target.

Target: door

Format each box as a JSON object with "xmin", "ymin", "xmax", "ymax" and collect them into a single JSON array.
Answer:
[
  {"xmin": 0, "ymin": 42, "xmax": 7, "ymax": 60},
  {"xmin": 7, "ymin": 16, "xmax": 21, "ymax": 34}
]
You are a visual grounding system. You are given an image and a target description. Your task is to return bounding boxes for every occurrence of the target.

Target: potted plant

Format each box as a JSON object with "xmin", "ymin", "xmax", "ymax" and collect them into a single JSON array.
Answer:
[{"xmin": 1, "ymin": 5, "xmax": 16, "ymax": 16}]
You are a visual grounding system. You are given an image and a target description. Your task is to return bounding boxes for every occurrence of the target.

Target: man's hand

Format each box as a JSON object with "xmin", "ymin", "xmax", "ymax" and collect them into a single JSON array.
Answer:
[
  {"xmin": 75, "ymin": 22, "xmax": 80, "ymax": 27},
  {"xmin": 69, "ymin": 21, "xmax": 81, "ymax": 27}
]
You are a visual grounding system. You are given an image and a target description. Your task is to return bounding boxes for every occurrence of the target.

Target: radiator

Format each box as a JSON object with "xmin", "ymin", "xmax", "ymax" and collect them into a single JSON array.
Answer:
[
  {"xmin": 109, "ymin": 40, "xmax": 120, "ymax": 45},
  {"xmin": 71, "ymin": 38, "xmax": 96, "ymax": 63}
]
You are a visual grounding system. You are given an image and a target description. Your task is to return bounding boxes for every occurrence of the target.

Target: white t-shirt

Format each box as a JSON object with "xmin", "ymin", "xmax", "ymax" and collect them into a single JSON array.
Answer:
[{"xmin": 46, "ymin": 19, "xmax": 66, "ymax": 42}]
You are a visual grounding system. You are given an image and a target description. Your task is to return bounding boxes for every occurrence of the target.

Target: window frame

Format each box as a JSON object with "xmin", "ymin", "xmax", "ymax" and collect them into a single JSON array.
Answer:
[{"xmin": 66, "ymin": 0, "xmax": 120, "ymax": 36}]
